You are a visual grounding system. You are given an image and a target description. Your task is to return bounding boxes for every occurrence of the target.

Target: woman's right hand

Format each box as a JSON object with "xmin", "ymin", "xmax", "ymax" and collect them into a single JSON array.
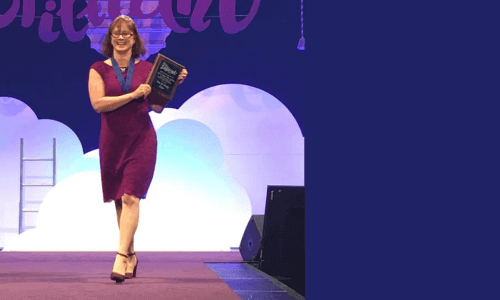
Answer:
[{"xmin": 132, "ymin": 84, "xmax": 152, "ymax": 99}]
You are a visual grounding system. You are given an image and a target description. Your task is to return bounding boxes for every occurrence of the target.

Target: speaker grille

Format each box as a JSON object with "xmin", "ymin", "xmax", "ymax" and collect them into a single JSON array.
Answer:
[{"xmin": 239, "ymin": 215, "xmax": 265, "ymax": 261}]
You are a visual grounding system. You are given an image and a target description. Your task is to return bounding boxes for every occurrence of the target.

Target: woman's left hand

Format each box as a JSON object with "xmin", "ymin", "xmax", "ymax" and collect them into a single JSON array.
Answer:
[{"xmin": 178, "ymin": 68, "xmax": 188, "ymax": 84}]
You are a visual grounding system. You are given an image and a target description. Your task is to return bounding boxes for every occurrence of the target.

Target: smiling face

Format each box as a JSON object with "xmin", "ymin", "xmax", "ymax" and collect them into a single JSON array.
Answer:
[
  {"xmin": 101, "ymin": 15, "xmax": 146, "ymax": 59},
  {"xmin": 110, "ymin": 21, "xmax": 136, "ymax": 54}
]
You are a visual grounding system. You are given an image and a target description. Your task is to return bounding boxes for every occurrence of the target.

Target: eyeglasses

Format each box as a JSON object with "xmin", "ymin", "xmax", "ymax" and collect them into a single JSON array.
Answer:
[{"xmin": 112, "ymin": 32, "xmax": 133, "ymax": 39}]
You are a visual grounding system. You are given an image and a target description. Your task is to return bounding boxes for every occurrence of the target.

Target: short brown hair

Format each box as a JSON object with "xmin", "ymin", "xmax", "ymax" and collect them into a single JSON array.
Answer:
[{"xmin": 101, "ymin": 15, "xmax": 146, "ymax": 58}]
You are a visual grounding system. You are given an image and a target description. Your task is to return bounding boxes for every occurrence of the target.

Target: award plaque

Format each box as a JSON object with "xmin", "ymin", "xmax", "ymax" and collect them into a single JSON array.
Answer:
[{"xmin": 146, "ymin": 53, "xmax": 185, "ymax": 107}]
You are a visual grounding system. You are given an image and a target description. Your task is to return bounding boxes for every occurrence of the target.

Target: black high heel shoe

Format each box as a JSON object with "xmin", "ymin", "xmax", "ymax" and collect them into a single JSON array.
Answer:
[
  {"xmin": 125, "ymin": 252, "xmax": 138, "ymax": 279},
  {"xmin": 110, "ymin": 252, "xmax": 128, "ymax": 283}
]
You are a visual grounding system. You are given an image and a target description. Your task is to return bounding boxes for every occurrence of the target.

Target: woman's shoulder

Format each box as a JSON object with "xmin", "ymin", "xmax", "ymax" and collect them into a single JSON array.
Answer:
[
  {"xmin": 90, "ymin": 60, "xmax": 112, "ymax": 77},
  {"xmin": 90, "ymin": 60, "xmax": 108, "ymax": 70},
  {"xmin": 140, "ymin": 60, "xmax": 154, "ymax": 67}
]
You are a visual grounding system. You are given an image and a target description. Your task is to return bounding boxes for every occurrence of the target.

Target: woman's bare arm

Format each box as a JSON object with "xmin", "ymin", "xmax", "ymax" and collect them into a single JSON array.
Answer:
[{"xmin": 88, "ymin": 68, "xmax": 140, "ymax": 113}]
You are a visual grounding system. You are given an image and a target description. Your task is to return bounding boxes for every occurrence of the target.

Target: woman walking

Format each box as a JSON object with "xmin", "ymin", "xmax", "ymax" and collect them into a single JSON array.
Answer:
[{"xmin": 88, "ymin": 15, "xmax": 187, "ymax": 283}]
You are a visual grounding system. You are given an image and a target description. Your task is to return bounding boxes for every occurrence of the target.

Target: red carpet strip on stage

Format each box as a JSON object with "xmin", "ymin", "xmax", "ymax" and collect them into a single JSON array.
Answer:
[{"xmin": 0, "ymin": 252, "xmax": 242, "ymax": 300}]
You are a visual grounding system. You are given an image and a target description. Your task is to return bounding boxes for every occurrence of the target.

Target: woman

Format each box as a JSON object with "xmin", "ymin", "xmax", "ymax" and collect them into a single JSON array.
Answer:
[{"xmin": 88, "ymin": 15, "xmax": 188, "ymax": 283}]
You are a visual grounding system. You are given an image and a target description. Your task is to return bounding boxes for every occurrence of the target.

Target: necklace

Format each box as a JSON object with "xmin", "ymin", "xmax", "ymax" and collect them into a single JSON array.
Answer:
[{"xmin": 120, "ymin": 67, "xmax": 127, "ymax": 72}]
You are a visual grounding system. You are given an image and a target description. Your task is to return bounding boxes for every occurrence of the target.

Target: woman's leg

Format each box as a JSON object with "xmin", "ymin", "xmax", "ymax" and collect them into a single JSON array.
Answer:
[
  {"xmin": 112, "ymin": 194, "xmax": 139, "ymax": 275},
  {"xmin": 114, "ymin": 200, "xmax": 137, "ymax": 273},
  {"xmin": 114, "ymin": 200, "xmax": 135, "ymax": 254}
]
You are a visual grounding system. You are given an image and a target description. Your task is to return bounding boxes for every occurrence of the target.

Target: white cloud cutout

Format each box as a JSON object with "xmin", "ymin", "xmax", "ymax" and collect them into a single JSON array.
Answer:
[
  {"xmin": 151, "ymin": 84, "xmax": 305, "ymax": 215},
  {"xmin": 1, "ymin": 84, "xmax": 303, "ymax": 251}
]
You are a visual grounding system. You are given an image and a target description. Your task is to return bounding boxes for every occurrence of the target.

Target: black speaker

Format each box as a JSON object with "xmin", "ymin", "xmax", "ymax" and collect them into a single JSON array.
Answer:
[
  {"xmin": 239, "ymin": 215, "xmax": 265, "ymax": 261},
  {"xmin": 259, "ymin": 185, "xmax": 305, "ymax": 279}
]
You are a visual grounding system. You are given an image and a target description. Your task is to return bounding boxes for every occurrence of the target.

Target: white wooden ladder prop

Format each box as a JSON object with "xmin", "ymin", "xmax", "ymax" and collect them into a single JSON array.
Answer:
[{"xmin": 19, "ymin": 138, "xmax": 56, "ymax": 234}]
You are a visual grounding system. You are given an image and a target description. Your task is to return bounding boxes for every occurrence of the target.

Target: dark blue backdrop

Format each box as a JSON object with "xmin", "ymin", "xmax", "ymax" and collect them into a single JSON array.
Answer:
[{"xmin": 0, "ymin": 0, "xmax": 304, "ymax": 153}]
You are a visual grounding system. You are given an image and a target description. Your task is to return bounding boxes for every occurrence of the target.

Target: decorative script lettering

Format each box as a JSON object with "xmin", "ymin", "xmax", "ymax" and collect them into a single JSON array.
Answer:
[
  {"xmin": 160, "ymin": 62, "xmax": 178, "ymax": 76},
  {"xmin": 0, "ymin": 0, "xmax": 261, "ymax": 42}
]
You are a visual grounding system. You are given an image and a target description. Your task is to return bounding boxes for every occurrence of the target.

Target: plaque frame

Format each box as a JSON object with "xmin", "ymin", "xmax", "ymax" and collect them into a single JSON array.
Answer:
[{"xmin": 146, "ymin": 53, "xmax": 185, "ymax": 107}]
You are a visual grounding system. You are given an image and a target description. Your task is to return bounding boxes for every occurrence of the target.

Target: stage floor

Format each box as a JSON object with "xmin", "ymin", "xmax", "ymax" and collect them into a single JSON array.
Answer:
[{"xmin": 0, "ymin": 251, "xmax": 304, "ymax": 300}]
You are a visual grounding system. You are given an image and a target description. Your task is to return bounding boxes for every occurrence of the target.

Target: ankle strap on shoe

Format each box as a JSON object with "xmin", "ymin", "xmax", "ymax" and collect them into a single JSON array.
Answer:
[{"xmin": 117, "ymin": 252, "xmax": 129, "ymax": 258}]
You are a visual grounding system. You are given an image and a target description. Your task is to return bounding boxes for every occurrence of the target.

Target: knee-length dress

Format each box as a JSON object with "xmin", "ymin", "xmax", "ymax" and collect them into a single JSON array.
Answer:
[{"xmin": 90, "ymin": 60, "xmax": 157, "ymax": 203}]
